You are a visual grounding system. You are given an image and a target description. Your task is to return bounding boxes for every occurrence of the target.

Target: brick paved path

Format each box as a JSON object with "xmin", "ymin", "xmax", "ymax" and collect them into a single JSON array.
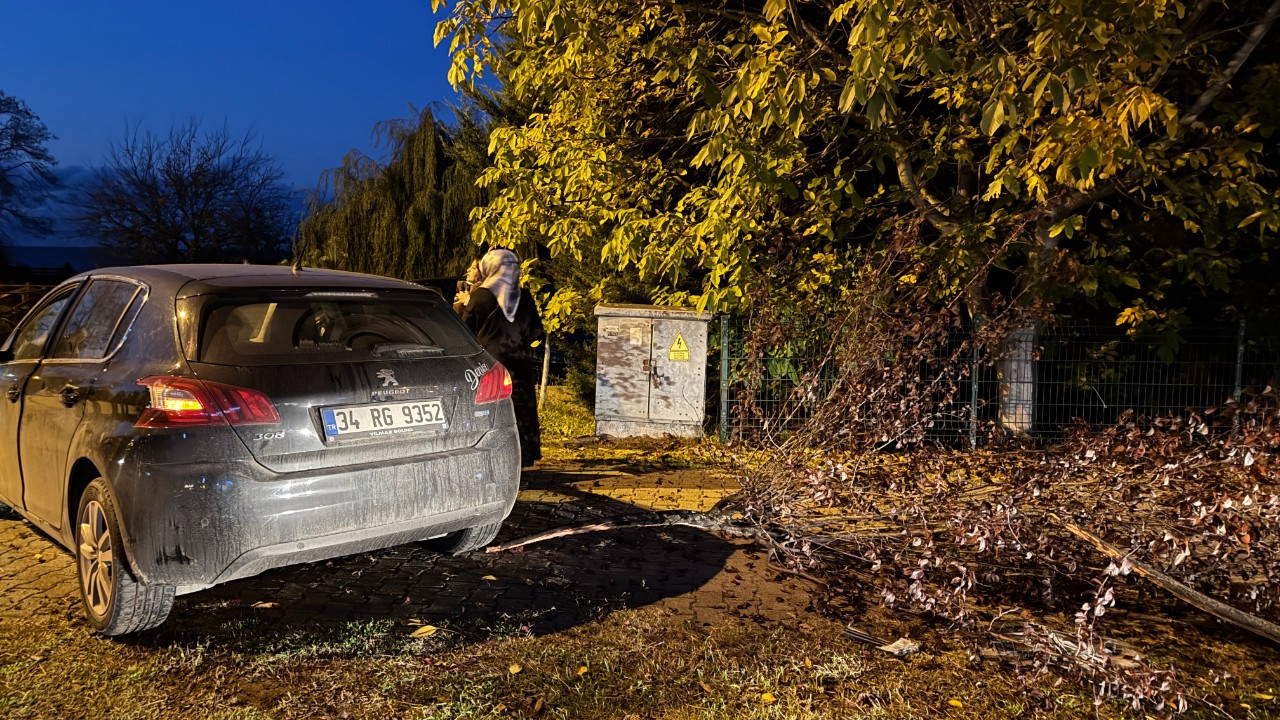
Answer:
[{"xmin": 1, "ymin": 459, "xmax": 808, "ymax": 639}]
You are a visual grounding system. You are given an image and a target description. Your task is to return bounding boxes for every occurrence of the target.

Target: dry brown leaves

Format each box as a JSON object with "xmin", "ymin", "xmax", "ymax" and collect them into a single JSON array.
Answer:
[{"xmin": 736, "ymin": 392, "xmax": 1280, "ymax": 714}]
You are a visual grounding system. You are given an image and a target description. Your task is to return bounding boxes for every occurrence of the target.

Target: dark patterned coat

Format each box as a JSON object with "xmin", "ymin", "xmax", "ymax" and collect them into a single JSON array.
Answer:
[{"xmin": 462, "ymin": 287, "xmax": 544, "ymax": 467}]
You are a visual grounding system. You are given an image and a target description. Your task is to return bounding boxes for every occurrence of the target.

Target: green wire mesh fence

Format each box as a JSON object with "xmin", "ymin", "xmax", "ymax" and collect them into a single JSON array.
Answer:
[{"xmin": 718, "ymin": 317, "xmax": 1278, "ymax": 446}]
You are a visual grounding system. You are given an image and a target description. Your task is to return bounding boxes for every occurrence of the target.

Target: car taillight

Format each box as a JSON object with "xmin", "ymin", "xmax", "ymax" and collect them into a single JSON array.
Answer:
[
  {"xmin": 474, "ymin": 364, "xmax": 513, "ymax": 404},
  {"xmin": 135, "ymin": 375, "xmax": 280, "ymax": 427}
]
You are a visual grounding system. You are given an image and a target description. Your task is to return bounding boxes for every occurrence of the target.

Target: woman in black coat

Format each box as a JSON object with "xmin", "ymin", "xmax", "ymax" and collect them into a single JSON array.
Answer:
[{"xmin": 459, "ymin": 249, "xmax": 544, "ymax": 467}]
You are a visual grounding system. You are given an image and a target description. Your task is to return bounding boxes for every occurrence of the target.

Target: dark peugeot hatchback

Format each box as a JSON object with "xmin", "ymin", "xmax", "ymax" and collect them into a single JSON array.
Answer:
[{"xmin": 0, "ymin": 265, "xmax": 521, "ymax": 634}]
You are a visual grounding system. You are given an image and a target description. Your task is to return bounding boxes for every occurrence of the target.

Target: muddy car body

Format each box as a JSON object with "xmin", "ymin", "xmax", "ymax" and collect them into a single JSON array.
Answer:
[{"xmin": 0, "ymin": 265, "xmax": 521, "ymax": 634}]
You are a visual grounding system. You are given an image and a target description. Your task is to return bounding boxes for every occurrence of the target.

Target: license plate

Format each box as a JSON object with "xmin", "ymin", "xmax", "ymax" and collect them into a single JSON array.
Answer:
[{"xmin": 321, "ymin": 398, "xmax": 447, "ymax": 441}]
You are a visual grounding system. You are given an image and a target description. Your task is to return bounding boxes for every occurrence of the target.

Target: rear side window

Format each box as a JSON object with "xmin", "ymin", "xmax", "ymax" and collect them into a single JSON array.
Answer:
[
  {"xmin": 51, "ymin": 279, "xmax": 143, "ymax": 359},
  {"xmin": 197, "ymin": 292, "xmax": 479, "ymax": 365}
]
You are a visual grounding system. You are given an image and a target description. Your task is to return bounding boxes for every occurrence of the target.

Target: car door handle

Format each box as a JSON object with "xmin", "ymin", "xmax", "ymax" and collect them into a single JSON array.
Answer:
[
  {"xmin": 59, "ymin": 385, "xmax": 82, "ymax": 408},
  {"xmin": 4, "ymin": 384, "xmax": 18, "ymax": 403}
]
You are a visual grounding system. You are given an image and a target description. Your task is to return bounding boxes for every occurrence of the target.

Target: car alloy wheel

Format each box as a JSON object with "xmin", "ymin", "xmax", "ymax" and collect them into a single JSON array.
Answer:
[
  {"xmin": 78, "ymin": 499, "xmax": 115, "ymax": 618},
  {"xmin": 74, "ymin": 478, "xmax": 176, "ymax": 635}
]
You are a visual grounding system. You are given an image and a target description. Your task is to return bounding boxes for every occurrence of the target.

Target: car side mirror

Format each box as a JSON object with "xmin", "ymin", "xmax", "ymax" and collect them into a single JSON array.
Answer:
[{"xmin": 0, "ymin": 349, "xmax": 12, "ymax": 364}]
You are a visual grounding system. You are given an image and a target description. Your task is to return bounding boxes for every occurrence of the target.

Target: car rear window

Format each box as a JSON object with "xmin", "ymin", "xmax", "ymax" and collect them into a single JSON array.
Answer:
[{"xmin": 197, "ymin": 291, "xmax": 479, "ymax": 365}]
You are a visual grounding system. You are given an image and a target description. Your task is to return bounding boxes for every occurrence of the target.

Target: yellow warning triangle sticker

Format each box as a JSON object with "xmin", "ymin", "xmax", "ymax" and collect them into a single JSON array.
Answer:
[{"xmin": 668, "ymin": 333, "xmax": 690, "ymax": 361}]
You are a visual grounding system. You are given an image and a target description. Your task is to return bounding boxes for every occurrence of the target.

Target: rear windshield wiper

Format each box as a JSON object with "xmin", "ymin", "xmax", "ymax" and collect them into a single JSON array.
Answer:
[{"xmin": 371, "ymin": 342, "xmax": 446, "ymax": 358}]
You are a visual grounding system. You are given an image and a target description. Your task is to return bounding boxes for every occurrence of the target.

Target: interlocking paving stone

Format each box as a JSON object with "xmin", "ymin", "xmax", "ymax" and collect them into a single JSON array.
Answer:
[{"xmin": 1, "ymin": 462, "xmax": 815, "ymax": 639}]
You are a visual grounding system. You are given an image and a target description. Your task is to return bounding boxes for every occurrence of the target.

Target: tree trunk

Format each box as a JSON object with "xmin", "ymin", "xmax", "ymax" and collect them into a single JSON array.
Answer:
[
  {"xmin": 997, "ymin": 318, "xmax": 1038, "ymax": 434},
  {"xmin": 996, "ymin": 211, "xmax": 1059, "ymax": 436}
]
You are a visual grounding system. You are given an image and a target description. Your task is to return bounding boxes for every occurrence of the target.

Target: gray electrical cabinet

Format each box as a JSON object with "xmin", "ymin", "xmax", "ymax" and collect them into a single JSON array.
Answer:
[{"xmin": 594, "ymin": 304, "xmax": 711, "ymax": 438}]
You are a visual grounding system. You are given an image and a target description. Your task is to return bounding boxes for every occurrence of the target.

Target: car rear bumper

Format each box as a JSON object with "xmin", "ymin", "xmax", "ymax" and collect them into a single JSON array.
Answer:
[
  {"xmin": 111, "ymin": 427, "xmax": 520, "ymax": 589},
  {"xmin": 179, "ymin": 498, "xmax": 510, "ymax": 594}
]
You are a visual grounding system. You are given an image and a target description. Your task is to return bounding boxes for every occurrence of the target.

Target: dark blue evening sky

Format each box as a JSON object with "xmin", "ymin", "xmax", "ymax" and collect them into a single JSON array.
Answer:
[{"xmin": 1, "ymin": 0, "xmax": 457, "ymax": 188}]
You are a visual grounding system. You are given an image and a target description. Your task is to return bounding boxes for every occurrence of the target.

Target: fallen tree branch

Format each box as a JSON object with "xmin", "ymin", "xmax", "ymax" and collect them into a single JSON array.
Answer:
[
  {"xmin": 1059, "ymin": 519, "xmax": 1280, "ymax": 645},
  {"xmin": 767, "ymin": 561, "xmax": 830, "ymax": 588},
  {"xmin": 485, "ymin": 510, "xmax": 778, "ymax": 553}
]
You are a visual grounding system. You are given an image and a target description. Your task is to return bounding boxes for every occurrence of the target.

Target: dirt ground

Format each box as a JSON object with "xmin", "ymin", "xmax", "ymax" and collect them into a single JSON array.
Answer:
[{"xmin": 1, "ymin": 431, "xmax": 1277, "ymax": 718}]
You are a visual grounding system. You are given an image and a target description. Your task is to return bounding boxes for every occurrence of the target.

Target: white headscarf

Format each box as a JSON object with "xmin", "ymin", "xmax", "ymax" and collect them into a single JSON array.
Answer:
[{"xmin": 478, "ymin": 248, "xmax": 521, "ymax": 322}]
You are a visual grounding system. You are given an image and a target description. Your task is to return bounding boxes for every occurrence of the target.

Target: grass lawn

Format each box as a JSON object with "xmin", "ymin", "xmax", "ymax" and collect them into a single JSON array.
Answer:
[{"xmin": 1, "ymin": 600, "xmax": 1103, "ymax": 719}]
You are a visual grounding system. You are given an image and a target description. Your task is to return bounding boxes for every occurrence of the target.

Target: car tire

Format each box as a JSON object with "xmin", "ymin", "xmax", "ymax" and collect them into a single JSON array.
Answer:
[
  {"xmin": 423, "ymin": 522, "xmax": 503, "ymax": 555},
  {"xmin": 76, "ymin": 478, "xmax": 175, "ymax": 635}
]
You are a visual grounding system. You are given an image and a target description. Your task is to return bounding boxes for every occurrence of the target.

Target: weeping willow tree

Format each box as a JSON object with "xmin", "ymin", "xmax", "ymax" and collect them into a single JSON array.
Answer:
[{"xmin": 295, "ymin": 107, "xmax": 487, "ymax": 279}]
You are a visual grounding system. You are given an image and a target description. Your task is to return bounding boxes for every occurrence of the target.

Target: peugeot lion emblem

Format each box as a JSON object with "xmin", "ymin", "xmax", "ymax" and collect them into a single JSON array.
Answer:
[{"xmin": 376, "ymin": 369, "xmax": 399, "ymax": 387}]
